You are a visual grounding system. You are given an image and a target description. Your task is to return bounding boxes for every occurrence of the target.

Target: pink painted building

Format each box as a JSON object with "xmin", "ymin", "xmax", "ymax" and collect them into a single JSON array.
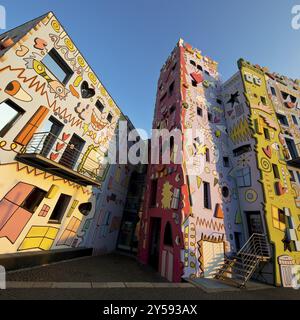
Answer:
[{"xmin": 138, "ymin": 40, "xmax": 243, "ymax": 282}]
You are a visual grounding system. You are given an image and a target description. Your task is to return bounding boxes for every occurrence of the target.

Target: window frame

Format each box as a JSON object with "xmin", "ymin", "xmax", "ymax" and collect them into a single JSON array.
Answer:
[
  {"xmin": 42, "ymin": 48, "xmax": 74, "ymax": 85},
  {"xmin": 0, "ymin": 99, "xmax": 25, "ymax": 138}
]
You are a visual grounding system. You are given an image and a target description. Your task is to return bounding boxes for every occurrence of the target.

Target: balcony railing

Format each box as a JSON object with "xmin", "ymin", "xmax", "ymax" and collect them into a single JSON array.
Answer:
[
  {"xmin": 287, "ymin": 142, "xmax": 300, "ymax": 169},
  {"xmin": 16, "ymin": 132, "xmax": 108, "ymax": 186}
]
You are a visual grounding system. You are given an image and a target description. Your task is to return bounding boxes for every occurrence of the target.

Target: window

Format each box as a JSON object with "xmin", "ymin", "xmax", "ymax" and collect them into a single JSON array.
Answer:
[
  {"xmin": 171, "ymin": 63, "xmax": 177, "ymax": 71},
  {"xmin": 191, "ymin": 80, "xmax": 197, "ymax": 87},
  {"xmin": 208, "ymin": 112, "xmax": 212, "ymax": 122},
  {"xmin": 197, "ymin": 65, "xmax": 203, "ymax": 71},
  {"xmin": 233, "ymin": 144, "xmax": 252, "ymax": 157},
  {"xmin": 150, "ymin": 179, "xmax": 158, "ymax": 207},
  {"xmin": 297, "ymin": 171, "xmax": 300, "ymax": 183},
  {"xmin": 49, "ymin": 193, "xmax": 72, "ymax": 223},
  {"xmin": 95, "ymin": 100, "xmax": 105, "ymax": 113},
  {"xmin": 285, "ymin": 138, "xmax": 299, "ymax": 159},
  {"xmin": 289, "ymin": 170, "xmax": 296, "ymax": 182},
  {"xmin": 163, "ymin": 222, "xmax": 173, "ymax": 246},
  {"xmin": 272, "ymin": 164, "xmax": 280, "ymax": 179},
  {"xmin": 190, "ymin": 60, "xmax": 196, "ymax": 67},
  {"xmin": 270, "ymin": 87, "xmax": 276, "ymax": 96},
  {"xmin": 203, "ymin": 182, "xmax": 211, "ymax": 209},
  {"xmin": 260, "ymin": 96, "xmax": 267, "ymax": 106},
  {"xmin": 290, "ymin": 95, "xmax": 297, "ymax": 104},
  {"xmin": 197, "ymin": 107, "xmax": 203, "ymax": 117},
  {"xmin": 205, "ymin": 148, "xmax": 210, "ymax": 163},
  {"xmin": 216, "ymin": 99, "xmax": 222, "ymax": 105},
  {"xmin": 281, "ymin": 91, "xmax": 289, "ymax": 100},
  {"xmin": 0, "ymin": 100, "xmax": 24, "ymax": 137},
  {"xmin": 263, "ymin": 128, "xmax": 270, "ymax": 140},
  {"xmin": 205, "ymin": 70, "xmax": 210, "ymax": 76},
  {"xmin": 107, "ymin": 113, "xmax": 113, "ymax": 123},
  {"xmin": 292, "ymin": 115, "xmax": 298, "ymax": 125},
  {"xmin": 160, "ymin": 92, "xmax": 167, "ymax": 103},
  {"xmin": 21, "ymin": 187, "xmax": 47, "ymax": 213},
  {"xmin": 169, "ymin": 81, "xmax": 175, "ymax": 96},
  {"xmin": 272, "ymin": 207, "xmax": 286, "ymax": 231},
  {"xmin": 170, "ymin": 105, "xmax": 176, "ymax": 114},
  {"xmin": 223, "ymin": 157, "xmax": 230, "ymax": 167},
  {"xmin": 171, "ymin": 188, "xmax": 180, "ymax": 209},
  {"xmin": 236, "ymin": 167, "xmax": 251, "ymax": 187},
  {"xmin": 42, "ymin": 48, "xmax": 74, "ymax": 85},
  {"xmin": 276, "ymin": 113, "xmax": 289, "ymax": 126}
]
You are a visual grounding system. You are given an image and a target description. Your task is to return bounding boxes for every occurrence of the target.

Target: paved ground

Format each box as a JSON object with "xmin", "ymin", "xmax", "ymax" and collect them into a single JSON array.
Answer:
[
  {"xmin": 0, "ymin": 253, "xmax": 300, "ymax": 300},
  {"xmin": 6, "ymin": 253, "xmax": 167, "ymax": 283}
]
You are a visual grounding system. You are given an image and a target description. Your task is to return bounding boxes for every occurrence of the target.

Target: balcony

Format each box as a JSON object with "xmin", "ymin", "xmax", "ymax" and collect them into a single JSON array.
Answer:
[
  {"xmin": 286, "ymin": 142, "xmax": 300, "ymax": 169},
  {"xmin": 16, "ymin": 132, "xmax": 107, "ymax": 186}
]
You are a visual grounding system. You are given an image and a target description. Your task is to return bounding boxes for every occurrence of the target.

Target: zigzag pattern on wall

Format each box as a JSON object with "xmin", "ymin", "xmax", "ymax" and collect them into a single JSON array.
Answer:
[
  {"xmin": 0, "ymin": 162, "xmax": 93, "ymax": 195},
  {"xmin": 195, "ymin": 217, "xmax": 224, "ymax": 232},
  {"xmin": 0, "ymin": 66, "xmax": 83, "ymax": 127},
  {"xmin": 228, "ymin": 117, "xmax": 252, "ymax": 144}
]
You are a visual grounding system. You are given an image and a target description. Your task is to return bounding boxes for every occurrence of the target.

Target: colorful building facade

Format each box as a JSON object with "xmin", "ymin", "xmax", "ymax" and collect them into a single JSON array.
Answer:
[
  {"xmin": 138, "ymin": 40, "xmax": 300, "ymax": 287},
  {"xmin": 0, "ymin": 13, "xmax": 134, "ymax": 258},
  {"xmin": 138, "ymin": 39, "xmax": 243, "ymax": 282}
]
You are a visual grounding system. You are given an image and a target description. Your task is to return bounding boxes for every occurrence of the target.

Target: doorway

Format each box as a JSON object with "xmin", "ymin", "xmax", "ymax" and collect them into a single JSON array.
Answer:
[
  {"xmin": 245, "ymin": 211, "xmax": 264, "ymax": 236},
  {"xmin": 59, "ymin": 134, "xmax": 85, "ymax": 169},
  {"xmin": 39, "ymin": 117, "xmax": 64, "ymax": 157},
  {"xmin": 149, "ymin": 218, "xmax": 161, "ymax": 270}
]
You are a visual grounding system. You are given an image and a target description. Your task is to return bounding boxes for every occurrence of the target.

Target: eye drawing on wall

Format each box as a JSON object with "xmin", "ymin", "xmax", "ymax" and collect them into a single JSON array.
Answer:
[{"xmin": 4, "ymin": 81, "xmax": 33, "ymax": 102}]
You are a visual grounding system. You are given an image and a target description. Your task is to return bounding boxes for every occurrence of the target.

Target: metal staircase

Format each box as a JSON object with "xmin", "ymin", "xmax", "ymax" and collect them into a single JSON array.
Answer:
[{"xmin": 214, "ymin": 233, "xmax": 271, "ymax": 288}]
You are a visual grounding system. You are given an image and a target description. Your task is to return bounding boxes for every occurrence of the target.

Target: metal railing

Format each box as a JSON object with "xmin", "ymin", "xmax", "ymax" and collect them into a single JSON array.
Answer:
[
  {"xmin": 20, "ymin": 132, "xmax": 108, "ymax": 183},
  {"xmin": 215, "ymin": 234, "xmax": 271, "ymax": 288}
]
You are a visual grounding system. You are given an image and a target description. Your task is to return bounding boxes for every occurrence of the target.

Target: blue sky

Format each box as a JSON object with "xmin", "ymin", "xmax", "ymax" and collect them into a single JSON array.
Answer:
[{"xmin": 1, "ymin": 0, "xmax": 300, "ymax": 134}]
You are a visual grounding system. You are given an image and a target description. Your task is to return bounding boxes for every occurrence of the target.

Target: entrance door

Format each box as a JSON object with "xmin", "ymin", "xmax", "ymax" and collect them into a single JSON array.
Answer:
[
  {"xmin": 59, "ymin": 134, "xmax": 85, "ymax": 169},
  {"xmin": 245, "ymin": 211, "xmax": 264, "ymax": 236},
  {"xmin": 149, "ymin": 218, "xmax": 161, "ymax": 270},
  {"xmin": 202, "ymin": 241, "xmax": 225, "ymax": 278}
]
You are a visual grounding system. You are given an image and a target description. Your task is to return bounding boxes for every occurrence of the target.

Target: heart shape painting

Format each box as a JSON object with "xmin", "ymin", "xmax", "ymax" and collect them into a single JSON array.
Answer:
[
  {"xmin": 263, "ymin": 146, "xmax": 272, "ymax": 159},
  {"xmin": 50, "ymin": 153, "xmax": 59, "ymax": 161},
  {"xmin": 81, "ymin": 81, "xmax": 96, "ymax": 99}
]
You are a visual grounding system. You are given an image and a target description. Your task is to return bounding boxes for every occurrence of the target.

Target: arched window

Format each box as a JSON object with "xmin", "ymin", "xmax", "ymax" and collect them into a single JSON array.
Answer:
[{"xmin": 163, "ymin": 222, "xmax": 173, "ymax": 246}]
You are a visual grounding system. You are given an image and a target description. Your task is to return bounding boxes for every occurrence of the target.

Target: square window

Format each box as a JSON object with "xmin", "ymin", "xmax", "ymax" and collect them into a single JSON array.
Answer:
[
  {"xmin": 107, "ymin": 113, "xmax": 113, "ymax": 123},
  {"xmin": 272, "ymin": 164, "xmax": 280, "ymax": 179},
  {"xmin": 208, "ymin": 113, "xmax": 212, "ymax": 122},
  {"xmin": 270, "ymin": 87, "xmax": 276, "ymax": 96},
  {"xmin": 169, "ymin": 81, "xmax": 175, "ymax": 96},
  {"xmin": 223, "ymin": 157, "xmax": 230, "ymax": 167},
  {"xmin": 235, "ymin": 167, "xmax": 251, "ymax": 187},
  {"xmin": 261, "ymin": 96, "xmax": 267, "ymax": 106},
  {"xmin": 95, "ymin": 100, "xmax": 105, "ymax": 113},
  {"xmin": 264, "ymin": 128, "xmax": 270, "ymax": 140},
  {"xmin": 0, "ymin": 100, "xmax": 24, "ymax": 137},
  {"xmin": 21, "ymin": 187, "xmax": 47, "ymax": 213},
  {"xmin": 197, "ymin": 107, "xmax": 203, "ymax": 117},
  {"xmin": 289, "ymin": 170, "xmax": 296, "ymax": 182},
  {"xmin": 42, "ymin": 49, "xmax": 74, "ymax": 85}
]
